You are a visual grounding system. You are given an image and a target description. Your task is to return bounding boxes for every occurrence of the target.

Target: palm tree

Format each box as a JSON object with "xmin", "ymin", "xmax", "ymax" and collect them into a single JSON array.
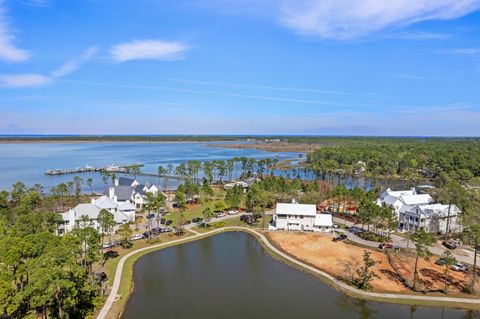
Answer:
[
  {"xmin": 97, "ymin": 209, "xmax": 115, "ymax": 253},
  {"xmin": 86, "ymin": 177, "xmax": 93, "ymax": 194}
]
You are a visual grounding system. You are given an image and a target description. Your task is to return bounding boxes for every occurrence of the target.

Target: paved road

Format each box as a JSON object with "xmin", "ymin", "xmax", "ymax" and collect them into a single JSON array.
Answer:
[
  {"xmin": 333, "ymin": 217, "xmax": 479, "ymax": 266},
  {"xmin": 96, "ymin": 226, "xmax": 480, "ymax": 319}
]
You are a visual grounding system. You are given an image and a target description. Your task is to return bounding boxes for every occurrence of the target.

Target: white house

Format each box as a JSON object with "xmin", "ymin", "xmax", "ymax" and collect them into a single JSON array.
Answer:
[
  {"xmin": 399, "ymin": 203, "xmax": 462, "ymax": 234},
  {"xmin": 377, "ymin": 188, "xmax": 433, "ymax": 218},
  {"xmin": 109, "ymin": 177, "xmax": 162, "ymax": 209},
  {"xmin": 269, "ymin": 202, "xmax": 333, "ymax": 232},
  {"xmin": 59, "ymin": 195, "xmax": 136, "ymax": 234},
  {"xmin": 377, "ymin": 187, "xmax": 461, "ymax": 234}
]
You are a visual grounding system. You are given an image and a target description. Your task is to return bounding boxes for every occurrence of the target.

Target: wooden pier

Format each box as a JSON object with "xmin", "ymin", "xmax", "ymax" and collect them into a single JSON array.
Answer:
[{"xmin": 45, "ymin": 163, "xmax": 143, "ymax": 176}]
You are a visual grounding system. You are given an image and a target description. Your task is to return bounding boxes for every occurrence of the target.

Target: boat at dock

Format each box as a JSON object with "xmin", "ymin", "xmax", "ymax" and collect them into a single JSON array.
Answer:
[{"xmin": 45, "ymin": 163, "xmax": 143, "ymax": 176}]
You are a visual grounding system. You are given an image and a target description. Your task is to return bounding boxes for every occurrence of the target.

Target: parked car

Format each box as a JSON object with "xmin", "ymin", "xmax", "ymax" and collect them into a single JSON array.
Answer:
[
  {"xmin": 146, "ymin": 213, "xmax": 156, "ymax": 219},
  {"xmin": 451, "ymin": 262, "xmax": 468, "ymax": 272},
  {"xmin": 435, "ymin": 258, "xmax": 447, "ymax": 266},
  {"xmin": 162, "ymin": 227, "xmax": 174, "ymax": 233},
  {"xmin": 130, "ymin": 234, "xmax": 143, "ymax": 241},
  {"xmin": 348, "ymin": 226, "xmax": 363, "ymax": 234},
  {"xmin": 332, "ymin": 223, "xmax": 339, "ymax": 229},
  {"xmin": 102, "ymin": 242, "xmax": 114, "ymax": 249},
  {"xmin": 332, "ymin": 234, "xmax": 347, "ymax": 242},
  {"xmin": 228, "ymin": 210, "xmax": 239, "ymax": 215},
  {"xmin": 192, "ymin": 217, "xmax": 203, "ymax": 223},
  {"xmin": 443, "ymin": 240, "xmax": 459, "ymax": 250},
  {"xmin": 165, "ymin": 220, "xmax": 173, "ymax": 226},
  {"xmin": 215, "ymin": 212, "xmax": 226, "ymax": 218},
  {"xmin": 378, "ymin": 243, "xmax": 394, "ymax": 250},
  {"xmin": 95, "ymin": 272, "xmax": 108, "ymax": 283},
  {"xmin": 160, "ymin": 218, "xmax": 166, "ymax": 224},
  {"xmin": 240, "ymin": 214, "xmax": 254, "ymax": 224}
]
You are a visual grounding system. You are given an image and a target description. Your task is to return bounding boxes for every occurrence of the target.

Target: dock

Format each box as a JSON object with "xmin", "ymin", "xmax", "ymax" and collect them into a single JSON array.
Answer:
[{"xmin": 45, "ymin": 163, "xmax": 143, "ymax": 176}]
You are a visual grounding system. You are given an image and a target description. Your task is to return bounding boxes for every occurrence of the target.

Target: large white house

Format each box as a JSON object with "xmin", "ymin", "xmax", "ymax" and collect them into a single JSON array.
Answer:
[
  {"xmin": 59, "ymin": 195, "xmax": 136, "ymax": 234},
  {"xmin": 399, "ymin": 203, "xmax": 462, "ymax": 234},
  {"xmin": 376, "ymin": 187, "xmax": 434, "ymax": 218},
  {"xmin": 109, "ymin": 177, "xmax": 161, "ymax": 209},
  {"xmin": 269, "ymin": 202, "xmax": 333, "ymax": 232},
  {"xmin": 377, "ymin": 188, "xmax": 461, "ymax": 234}
]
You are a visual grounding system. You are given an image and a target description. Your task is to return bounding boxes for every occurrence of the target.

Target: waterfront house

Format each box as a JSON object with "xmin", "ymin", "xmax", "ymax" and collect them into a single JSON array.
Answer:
[
  {"xmin": 109, "ymin": 177, "xmax": 162, "ymax": 209},
  {"xmin": 269, "ymin": 201, "xmax": 333, "ymax": 232},
  {"xmin": 59, "ymin": 195, "xmax": 136, "ymax": 234}
]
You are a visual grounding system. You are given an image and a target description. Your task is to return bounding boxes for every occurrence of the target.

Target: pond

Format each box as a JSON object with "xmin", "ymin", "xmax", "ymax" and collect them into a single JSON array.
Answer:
[{"xmin": 121, "ymin": 232, "xmax": 475, "ymax": 319}]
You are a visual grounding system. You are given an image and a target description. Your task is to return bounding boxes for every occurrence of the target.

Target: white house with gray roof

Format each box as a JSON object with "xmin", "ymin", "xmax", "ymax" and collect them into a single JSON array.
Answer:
[
  {"xmin": 109, "ymin": 177, "xmax": 161, "ymax": 209},
  {"xmin": 376, "ymin": 188, "xmax": 434, "ymax": 218},
  {"xmin": 377, "ymin": 187, "xmax": 461, "ymax": 234},
  {"xmin": 59, "ymin": 195, "xmax": 136, "ymax": 234},
  {"xmin": 398, "ymin": 203, "xmax": 462, "ymax": 234}
]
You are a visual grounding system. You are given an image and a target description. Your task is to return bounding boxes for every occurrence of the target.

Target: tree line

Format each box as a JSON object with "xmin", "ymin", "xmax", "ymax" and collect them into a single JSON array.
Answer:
[{"xmin": 0, "ymin": 187, "xmax": 103, "ymax": 318}]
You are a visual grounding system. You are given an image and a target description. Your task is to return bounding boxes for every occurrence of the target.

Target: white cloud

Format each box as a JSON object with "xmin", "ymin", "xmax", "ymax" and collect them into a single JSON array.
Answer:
[
  {"xmin": 110, "ymin": 39, "xmax": 188, "ymax": 63},
  {"xmin": 393, "ymin": 31, "xmax": 452, "ymax": 40},
  {"xmin": 50, "ymin": 47, "xmax": 97, "ymax": 78},
  {"xmin": 0, "ymin": 0, "xmax": 30, "ymax": 62},
  {"xmin": 0, "ymin": 73, "xmax": 50, "ymax": 87},
  {"xmin": 0, "ymin": 47, "xmax": 96, "ymax": 88},
  {"xmin": 441, "ymin": 47, "xmax": 480, "ymax": 57},
  {"xmin": 279, "ymin": 0, "xmax": 480, "ymax": 40}
]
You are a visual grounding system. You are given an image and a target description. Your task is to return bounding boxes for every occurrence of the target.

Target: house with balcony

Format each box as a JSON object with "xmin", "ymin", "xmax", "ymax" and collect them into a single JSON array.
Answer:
[
  {"xmin": 398, "ymin": 203, "xmax": 462, "ymax": 234},
  {"xmin": 269, "ymin": 201, "xmax": 333, "ymax": 232}
]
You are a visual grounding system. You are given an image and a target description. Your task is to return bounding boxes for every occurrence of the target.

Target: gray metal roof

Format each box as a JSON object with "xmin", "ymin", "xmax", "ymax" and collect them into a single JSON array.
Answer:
[
  {"xmin": 118, "ymin": 177, "xmax": 135, "ymax": 186},
  {"xmin": 114, "ymin": 185, "xmax": 134, "ymax": 201}
]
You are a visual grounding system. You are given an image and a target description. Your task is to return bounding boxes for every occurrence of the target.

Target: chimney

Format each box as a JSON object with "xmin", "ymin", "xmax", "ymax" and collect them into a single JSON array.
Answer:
[
  {"xmin": 114, "ymin": 178, "xmax": 119, "ymax": 186},
  {"xmin": 109, "ymin": 187, "xmax": 115, "ymax": 199}
]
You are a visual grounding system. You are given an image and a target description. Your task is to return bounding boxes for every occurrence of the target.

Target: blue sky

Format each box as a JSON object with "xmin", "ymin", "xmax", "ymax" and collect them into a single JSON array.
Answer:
[{"xmin": 1, "ymin": 0, "xmax": 480, "ymax": 136}]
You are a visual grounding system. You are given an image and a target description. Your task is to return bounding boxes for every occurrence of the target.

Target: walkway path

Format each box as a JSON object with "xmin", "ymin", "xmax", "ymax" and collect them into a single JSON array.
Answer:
[{"xmin": 333, "ymin": 217, "xmax": 479, "ymax": 265}]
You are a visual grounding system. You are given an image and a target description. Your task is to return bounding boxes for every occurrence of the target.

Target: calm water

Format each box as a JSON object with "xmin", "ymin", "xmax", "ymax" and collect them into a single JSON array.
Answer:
[
  {"xmin": 122, "ymin": 232, "xmax": 475, "ymax": 319},
  {"xmin": 0, "ymin": 142, "xmax": 296, "ymax": 192}
]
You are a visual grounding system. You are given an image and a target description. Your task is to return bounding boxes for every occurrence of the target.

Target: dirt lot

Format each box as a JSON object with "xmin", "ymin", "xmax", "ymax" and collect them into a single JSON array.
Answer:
[{"xmin": 267, "ymin": 231, "xmax": 477, "ymax": 294}]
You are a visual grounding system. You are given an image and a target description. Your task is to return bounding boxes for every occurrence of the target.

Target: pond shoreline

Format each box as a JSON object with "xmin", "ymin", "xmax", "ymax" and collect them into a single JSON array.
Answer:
[{"xmin": 96, "ymin": 227, "xmax": 480, "ymax": 319}]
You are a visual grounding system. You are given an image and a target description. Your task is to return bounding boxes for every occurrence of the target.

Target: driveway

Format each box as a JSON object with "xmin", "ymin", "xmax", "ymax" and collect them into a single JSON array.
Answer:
[{"xmin": 333, "ymin": 217, "xmax": 479, "ymax": 266}]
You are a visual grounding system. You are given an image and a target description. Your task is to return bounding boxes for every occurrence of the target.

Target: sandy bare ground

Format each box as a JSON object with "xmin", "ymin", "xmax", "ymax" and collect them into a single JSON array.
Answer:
[{"xmin": 267, "ymin": 232, "xmax": 477, "ymax": 294}]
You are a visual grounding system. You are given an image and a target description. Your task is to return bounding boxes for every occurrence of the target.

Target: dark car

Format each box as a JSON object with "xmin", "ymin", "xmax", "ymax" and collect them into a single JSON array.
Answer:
[
  {"xmin": 240, "ymin": 215, "xmax": 254, "ymax": 224},
  {"xmin": 332, "ymin": 234, "xmax": 347, "ymax": 242},
  {"xmin": 192, "ymin": 217, "xmax": 203, "ymax": 223},
  {"xmin": 165, "ymin": 220, "xmax": 173, "ymax": 226},
  {"xmin": 160, "ymin": 218, "xmax": 166, "ymax": 224},
  {"xmin": 443, "ymin": 240, "xmax": 459, "ymax": 250},
  {"xmin": 146, "ymin": 213, "xmax": 156, "ymax": 219},
  {"xmin": 95, "ymin": 272, "xmax": 108, "ymax": 283},
  {"xmin": 435, "ymin": 258, "xmax": 447, "ymax": 266},
  {"xmin": 348, "ymin": 227, "xmax": 363, "ymax": 234}
]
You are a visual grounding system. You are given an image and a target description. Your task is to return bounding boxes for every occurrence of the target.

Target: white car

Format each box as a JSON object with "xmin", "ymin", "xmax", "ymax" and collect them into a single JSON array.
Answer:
[
  {"xmin": 102, "ymin": 242, "xmax": 114, "ymax": 249},
  {"xmin": 451, "ymin": 262, "xmax": 468, "ymax": 272},
  {"xmin": 130, "ymin": 234, "xmax": 143, "ymax": 241},
  {"xmin": 228, "ymin": 210, "xmax": 239, "ymax": 215},
  {"xmin": 216, "ymin": 212, "xmax": 226, "ymax": 218}
]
